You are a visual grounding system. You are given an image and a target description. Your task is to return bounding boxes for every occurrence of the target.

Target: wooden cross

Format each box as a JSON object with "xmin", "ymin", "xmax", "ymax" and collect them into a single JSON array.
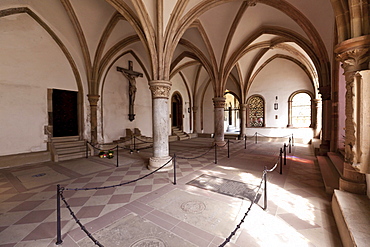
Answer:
[
  {"xmin": 117, "ymin": 61, "xmax": 143, "ymax": 79},
  {"xmin": 117, "ymin": 61, "xmax": 143, "ymax": 121}
]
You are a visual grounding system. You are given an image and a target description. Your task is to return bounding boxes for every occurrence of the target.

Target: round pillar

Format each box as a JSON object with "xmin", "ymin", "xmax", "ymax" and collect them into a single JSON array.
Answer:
[
  {"xmin": 148, "ymin": 80, "xmax": 173, "ymax": 171},
  {"xmin": 240, "ymin": 104, "xmax": 247, "ymax": 139},
  {"xmin": 192, "ymin": 106, "xmax": 198, "ymax": 133},
  {"xmin": 213, "ymin": 97, "xmax": 226, "ymax": 146},
  {"xmin": 87, "ymin": 94, "xmax": 100, "ymax": 145}
]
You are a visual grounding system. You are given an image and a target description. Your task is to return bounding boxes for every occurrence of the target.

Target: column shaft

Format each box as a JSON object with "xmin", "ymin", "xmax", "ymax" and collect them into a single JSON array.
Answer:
[
  {"xmin": 148, "ymin": 80, "xmax": 172, "ymax": 171},
  {"xmin": 213, "ymin": 97, "xmax": 226, "ymax": 146}
]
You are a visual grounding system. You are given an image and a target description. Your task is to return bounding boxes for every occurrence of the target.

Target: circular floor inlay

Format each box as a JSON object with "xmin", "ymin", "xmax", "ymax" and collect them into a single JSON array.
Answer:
[
  {"xmin": 130, "ymin": 238, "xmax": 166, "ymax": 247},
  {"xmin": 181, "ymin": 201, "xmax": 206, "ymax": 214}
]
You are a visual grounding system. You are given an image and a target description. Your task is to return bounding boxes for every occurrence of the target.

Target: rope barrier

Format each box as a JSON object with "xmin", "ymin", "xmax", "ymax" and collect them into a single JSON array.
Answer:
[
  {"xmin": 59, "ymin": 137, "xmax": 289, "ymax": 246},
  {"xmin": 56, "ymin": 157, "xmax": 174, "ymax": 246},
  {"xmin": 176, "ymin": 144, "xmax": 215, "ymax": 160},
  {"xmin": 219, "ymin": 152, "xmax": 280, "ymax": 246}
]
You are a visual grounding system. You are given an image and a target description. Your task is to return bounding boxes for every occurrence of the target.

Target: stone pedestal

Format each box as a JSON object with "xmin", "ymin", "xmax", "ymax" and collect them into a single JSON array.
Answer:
[
  {"xmin": 148, "ymin": 80, "xmax": 173, "ymax": 171},
  {"xmin": 213, "ymin": 97, "xmax": 226, "ymax": 146}
]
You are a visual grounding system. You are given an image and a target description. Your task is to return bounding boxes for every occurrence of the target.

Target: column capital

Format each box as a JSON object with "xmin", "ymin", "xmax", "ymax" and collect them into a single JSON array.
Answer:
[
  {"xmin": 87, "ymin": 94, "xmax": 100, "ymax": 106},
  {"xmin": 149, "ymin": 80, "xmax": 172, "ymax": 99},
  {"xmin": 335, "ymin": 35, "xmax": 370, "ymax": 76},
  {"xmin": 240, "ymin": 103, "xmax": 247, "ymax": 110},
  {"xmin": 192, "ymin": 106, "xmax": 198, "ymax": 113},
  {"xmin": 212, "ymin": 97, "xmax": 226, "ymax": 108}
]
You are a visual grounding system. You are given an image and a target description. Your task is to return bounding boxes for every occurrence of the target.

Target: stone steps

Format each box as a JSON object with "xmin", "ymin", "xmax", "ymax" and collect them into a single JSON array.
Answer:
[
  {"xmin": 327, "ymin": 152, "xmax": 344, "ymax": 177},
  {"xmin": 317, "ymin": 155, "xmax": 340, "ymax": 194},
  {"xmin": 51, "ymin": 136, "xmax": 89, "ymax": 162},
  {"xmin": 172, "ymin": 127, "xmax": 190, "ymax": 141},
  {"xmin": 332, "ymin": 190, "xmax": 370, "ymax": 247}
]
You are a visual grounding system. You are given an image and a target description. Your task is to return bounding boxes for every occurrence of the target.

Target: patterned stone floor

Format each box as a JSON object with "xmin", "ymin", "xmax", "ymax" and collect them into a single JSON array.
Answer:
[{"xmin": 0, "ymin": 138, "xmax": 342, "ymax": 246}]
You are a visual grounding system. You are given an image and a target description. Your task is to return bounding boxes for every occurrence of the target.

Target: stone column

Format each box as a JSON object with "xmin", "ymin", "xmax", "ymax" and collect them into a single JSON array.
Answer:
[
  {"xmin": 88, "ymin": 94, "xmax": 100, "ymax": 145},
  {"xmin": 213, "ymin": 97, "xmax": 226, "ymax": 146},
  {"xmin": 192, "ymin": 106, "xmax": 198, "ymax": 133},
  {"xmin": 239, "ymin": 104, "xmax": 247, "ymax": 139},
  {"xmin": 313, "ymin": 99, "xmax": 322, "ymax": 138},
  {"xmin": 148, "ymin": 80, "xmax": 173, "ymax": 171},
  {"xmin": 335, "ymin": 41, "xmax": 369, "ymax": 194}
]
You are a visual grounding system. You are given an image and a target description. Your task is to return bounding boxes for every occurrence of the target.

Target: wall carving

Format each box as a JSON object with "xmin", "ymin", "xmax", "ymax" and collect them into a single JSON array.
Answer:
[{"xmin": 149, "ymin": 80, "xmax": 172, "ymax": 99}]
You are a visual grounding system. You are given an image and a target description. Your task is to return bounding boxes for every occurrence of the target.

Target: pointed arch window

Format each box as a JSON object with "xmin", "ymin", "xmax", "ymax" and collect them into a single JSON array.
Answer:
[{"xmin": 248, "ymin": 96, "xmax": 264, "ymax": 127}]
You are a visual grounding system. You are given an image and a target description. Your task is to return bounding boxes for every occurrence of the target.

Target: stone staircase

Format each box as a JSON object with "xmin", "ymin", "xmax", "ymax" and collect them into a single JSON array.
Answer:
[
  {"xmin": 50, "ymin": 136, "xmax": 88, "ymax": 162},
  {"xmin": 317, "ymin": 151, "xmax": 370, "ymax": 247},
  {"xmin": 171, "ymin": 127, "xmax": 190, "ymax": 141},
  {"xmin": 316, "ymin": 151, "xmax": 343, "ymax": 194}
]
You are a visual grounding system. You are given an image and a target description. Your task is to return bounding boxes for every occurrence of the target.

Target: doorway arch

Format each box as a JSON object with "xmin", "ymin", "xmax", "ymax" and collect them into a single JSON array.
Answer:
[{"xmin": 171, "ymin": 92, "xmax": 183, "ymax": 129}]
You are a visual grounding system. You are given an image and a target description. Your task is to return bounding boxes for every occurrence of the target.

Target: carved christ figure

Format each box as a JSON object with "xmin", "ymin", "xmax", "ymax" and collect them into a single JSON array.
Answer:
[{"xmin": 117, "ymin": 61, "xmax": 143, "ymax": 121}]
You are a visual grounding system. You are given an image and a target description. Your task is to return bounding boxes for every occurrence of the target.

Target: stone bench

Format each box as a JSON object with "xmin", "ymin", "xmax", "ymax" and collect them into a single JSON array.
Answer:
[{"xmin": 332, "ymin": 190, "xmax": 370, "ymax": 247}]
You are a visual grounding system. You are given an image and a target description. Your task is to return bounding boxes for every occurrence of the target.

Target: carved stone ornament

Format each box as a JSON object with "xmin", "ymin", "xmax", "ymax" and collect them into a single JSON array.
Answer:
[
  {"xmin": 87, "ymin": 94, "xmax": 100, "ymax": 106},
  {"xmin": 149, "ymin": 80, "xmax": 172, "ymax": 99},
  {"xmin": 336, "ymin": 48, "xmax": 369, "ymax": 73},
  {"xmin": 213, "ymin": 97, "xmax": 226, "ymax": 108}
]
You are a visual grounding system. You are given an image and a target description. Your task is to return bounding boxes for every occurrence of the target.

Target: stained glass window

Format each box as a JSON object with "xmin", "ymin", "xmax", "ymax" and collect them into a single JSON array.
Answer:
[{"xmin": 248, "ymin": 96, "xmax": 264, "ymax": 127}]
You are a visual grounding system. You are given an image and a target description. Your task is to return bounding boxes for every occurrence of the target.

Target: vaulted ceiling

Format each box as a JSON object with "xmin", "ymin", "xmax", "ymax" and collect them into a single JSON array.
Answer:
[{"xmin": 1, "ymin": 0, "xmax": 336, "ymax": 101}]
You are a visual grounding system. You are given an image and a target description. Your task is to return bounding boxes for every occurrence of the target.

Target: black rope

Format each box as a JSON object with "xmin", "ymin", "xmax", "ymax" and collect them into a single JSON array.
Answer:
[
  {"xmin": 64, "ymin": 157, "xmax": 173, "ymax": 191},
  {"xmin": 219, "ymin": 169, "xmax": 265, "ymax": 247},
  {"xmin": 176, "ymin": 144, "xmax": 215, "ymax": 160},
  {"xmin": 133, "ymin": 136, "xmax": 153, "ymax": 144},
  {"xmin": 255, "ymin": 132, "xmax": 292, "ymax": 139},
  {"xmin": 59, "ymin": 187, "xmax": 104, "ymax": 247}
]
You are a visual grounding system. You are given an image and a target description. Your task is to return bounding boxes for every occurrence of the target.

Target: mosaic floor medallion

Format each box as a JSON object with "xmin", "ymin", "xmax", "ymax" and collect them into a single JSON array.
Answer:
[
  {"xmin": 180, "ymin": 201, "xmax": 206, "ymax": 214},
  {"xmin": 130, "ymin": 237, "xmax": 166, "ymax": 247}
]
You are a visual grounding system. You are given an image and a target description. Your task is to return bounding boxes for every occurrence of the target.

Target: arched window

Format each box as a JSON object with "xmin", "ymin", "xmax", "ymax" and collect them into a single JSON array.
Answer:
[
  {"xmin": 289, "ymin": 92, "xmax": 312, "ymax": 127},
  {"xmin": 247, "ymin": 95, "xmax": 264, "ymax": 127}
]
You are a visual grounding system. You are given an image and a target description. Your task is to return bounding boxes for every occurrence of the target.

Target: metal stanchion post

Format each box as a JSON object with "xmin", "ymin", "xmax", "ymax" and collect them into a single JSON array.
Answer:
[
  {"xmin": 279, "ymin": 148, "xmax": 283, "ymax": 174},
  {"xmin": 56, "ymin": 184, "xmax": 63, "ymax": 245},
  {"xmin": 255, "ymin": 132, "xmax": 257, "ymax": 144},
  {"xmin": 215, "ymin": 144, "xmax": 218, "ymax": 164},
  {"xmin": 244, "ymin": 135, "xmax": 246, "ymax": 149},
  {"xmin": 284, "ymin": 143, "xmax": 287, "ymax": 165},
  {"xmin": 85, "ymin": 141, "xmax": 88, "ymax": 158},
  {"xmin": 263, "ymin": 168, "xmax": 267, "ymax": 210},
  {"xmin": 227, "ymin": 139, "xmax": 230, "ymax": 158},
  {"xmin": 292, "ymin": 134, "xmax": 294, "ymax": 146},
  {"xmin": 289, "ymin": 137, "xmax": 292, "ymax": 153},
  {"xmin": 134, "ymin": 137, "xmax": 136, "ymax": 151},
  {"xmin": 116, "ymin": 145, "xmax": 119, "ymax": 167},
  {"xmin": 173, "ymin": 154, "xmax": 177, "ymax": 185}
]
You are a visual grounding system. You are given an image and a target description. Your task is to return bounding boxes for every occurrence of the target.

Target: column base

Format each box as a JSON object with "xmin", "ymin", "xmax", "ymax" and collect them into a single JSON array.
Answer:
[
  {"xmin": 213, "ymin": 140, "xmax": 227, "ymax": 149},
  {"xmin": 148, "ymin": 156, "xmax": 173, "ymax": 171}
]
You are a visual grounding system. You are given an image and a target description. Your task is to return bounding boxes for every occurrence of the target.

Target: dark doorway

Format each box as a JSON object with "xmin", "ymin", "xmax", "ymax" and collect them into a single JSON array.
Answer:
[
  {"xmin": 171, "ymin": 93, "xmax": 183, "ymax": 129},
  {"xmin": 52, "ymin": 89, "xmax": 78, "ymax": 137}
]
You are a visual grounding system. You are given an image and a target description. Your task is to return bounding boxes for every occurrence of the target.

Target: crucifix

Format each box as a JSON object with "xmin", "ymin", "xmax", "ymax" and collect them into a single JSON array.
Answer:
[{"xmin": 117, "ymin": 61, "xmax": 143, "ymax": 121}]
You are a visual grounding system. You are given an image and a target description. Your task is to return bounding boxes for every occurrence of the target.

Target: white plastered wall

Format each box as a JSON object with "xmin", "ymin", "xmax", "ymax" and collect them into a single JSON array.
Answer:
[
  {"xmin": 102, "ymin": 56, "xmax": 152, "ymax": 143},
  {"xmin": 0, "ymin": 13, "xmax": 77, "ymax": 156},
  {"xmin": 247, "ymin": 58, "xmax": 314, "ymax": 128},
  {"xmin": 202, "ymin": 84, "xmax": 215, "ymax": 134}
]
